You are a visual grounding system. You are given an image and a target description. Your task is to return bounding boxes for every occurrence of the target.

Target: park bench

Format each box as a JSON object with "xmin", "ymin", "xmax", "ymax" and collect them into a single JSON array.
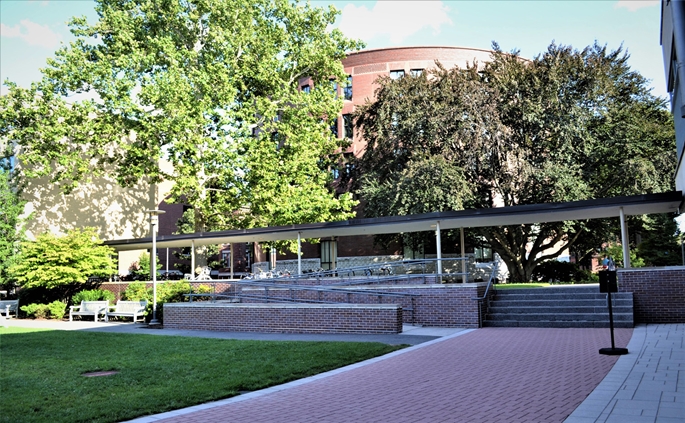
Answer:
[
  {"xmin": 105, "ymin": 300, "xmax": 148, "ymax": 322},
  {"xmin": 0, "ymin": 300, "xmax": 18, "ymax": 318},
  {"xmin": 69, "ymin": 301, "xmax": 109, "ymax": 322}
]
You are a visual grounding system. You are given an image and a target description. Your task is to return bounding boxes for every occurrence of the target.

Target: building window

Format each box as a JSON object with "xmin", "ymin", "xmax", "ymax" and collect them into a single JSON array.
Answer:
[
  {"xmin": 410, "ymin": 69, "xmax": 423, "ymax": 77},
  {"xmin": 301, "ymin": 84, "xmax": 311, "ymax": 93},
  {"xmin": 343, "ymin": 114, "xmax": 353, "ymax": 139},
  {"xmin": 343, "ymin": 75, "xmax": 352, "ymax": 100},
  {"xmin": 320, "ymin": 239, "xmax": 337, "ymax": 270},
  {"xmin": 389, "ymin": 69, "xmax": 405, "ymax": 80}
]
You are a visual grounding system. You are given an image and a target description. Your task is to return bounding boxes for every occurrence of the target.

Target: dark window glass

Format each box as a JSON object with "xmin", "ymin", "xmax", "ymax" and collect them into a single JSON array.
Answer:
[
  {"xmin": 343, "ymin": 75, "xmax": 352, "ymax": 100},
  {"xmin": 302, "ymin": 84, "xmax": 311, "ymax": 93},
  {"xmin": 389, "ymin": 70, "xmax": 405, "ymax": 80},
  {"xmin": 343, "ymin": 114, "xmax": 353, "ymax": 139},
  {"xmin": 410, "ymin": 69, "xmax": 423, "ymax": 77}
]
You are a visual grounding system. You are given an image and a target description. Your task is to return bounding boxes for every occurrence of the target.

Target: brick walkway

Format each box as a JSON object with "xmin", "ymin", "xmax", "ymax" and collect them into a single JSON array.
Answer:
[{"xmin": 137, "ymin": 327, "xmax": 632, "ymax": 423}]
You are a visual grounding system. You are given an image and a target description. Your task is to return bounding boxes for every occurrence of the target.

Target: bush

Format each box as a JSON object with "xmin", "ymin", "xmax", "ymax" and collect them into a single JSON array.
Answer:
[
  {"xmin": 20, "ymin": 301, "xmax": 66, "ymax": 319},
  {"xmin": 122, "ymin": 282, "xmax": 152, "ymax": 301},
  {"xmin": 72, "ymin": 289, "xmax": 115, "ymax": 305},
  {"xmin": 47, "ymin": 301, "xmax": 66, "ymax": 319},
  {"xmin": 532, "ymin": 260, "xmax": 584, "ymax": 283},
  {"xmin": 21, "ymin": 303, "xmax": 49, "ymax": 319}
]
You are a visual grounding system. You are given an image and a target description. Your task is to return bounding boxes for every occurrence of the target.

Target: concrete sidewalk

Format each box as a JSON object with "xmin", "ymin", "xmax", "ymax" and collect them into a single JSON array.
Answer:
[{"xmin": 565, "ymin": 324, "xmax": 685, "ymax": 423}]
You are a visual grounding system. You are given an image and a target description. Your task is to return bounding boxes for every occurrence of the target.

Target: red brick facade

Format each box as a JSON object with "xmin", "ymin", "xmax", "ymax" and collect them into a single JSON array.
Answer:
[
  {"xmin": 163, "ymin": 303, "xmax": 403, "ymax": 334},
  {"xmin": 618, "ymin": 267, "xmax": 685, "ymax": 323}
]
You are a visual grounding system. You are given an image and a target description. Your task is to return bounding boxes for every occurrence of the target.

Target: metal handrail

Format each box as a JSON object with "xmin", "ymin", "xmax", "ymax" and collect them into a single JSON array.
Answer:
[{"xmin": 471, "ymin": 262, "xmax": 499, "ymax": 328}]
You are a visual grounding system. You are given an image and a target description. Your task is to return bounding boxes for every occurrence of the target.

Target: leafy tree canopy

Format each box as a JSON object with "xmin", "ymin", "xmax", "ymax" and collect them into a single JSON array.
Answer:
[
  {"xmin": 353, "ymin": 42, "xmax": 676, "ymax": 282},
  {"xmin": 0, "ymin": 0, "xmax": 363, "ymax": 248},
  {"xmin": 10, "ymin": 227, "xmax": 116, "ymax": 290},
  {"xmin": 0, "ymin": 169, "xmax": 26, "ymax": 292}
]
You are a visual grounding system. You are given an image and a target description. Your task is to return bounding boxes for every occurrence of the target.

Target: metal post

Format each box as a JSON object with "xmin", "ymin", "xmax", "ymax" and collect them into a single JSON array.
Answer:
[
  {"xmin": 145, "ymin": 209, "xmax": 165, "ymax": 326},
  {"xmin": 191, "ymin": 240, "xmax": 196, "ymax": 280},
  {"xmin": 619, "ymin": 207, "xmax": 631, "ymax": 268},
  {"xmin": 297, "ymin": 232, "xmax": 302, "ymax": 275},
  {"xmin": 435, "ymin": 221, "xmax": 442, "ymax": 277},
  {"xmin": 229, "ymin": 243, "xmax": 234, "ymax": 280},
  {"xmin": 460, "ymin": 227, "xmax": 466, "ymax": 283}
]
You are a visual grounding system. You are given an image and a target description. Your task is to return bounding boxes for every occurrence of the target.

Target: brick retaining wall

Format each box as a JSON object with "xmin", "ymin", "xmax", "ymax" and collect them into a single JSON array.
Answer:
[
  {"xmin": 163, "ymin": 303, "xmax": 403, "ymax": 334},
  {"xmin": 240, "ymin": 283, "xmax": 487, "ymax": 328},
  {"xmin": 618, "ymin": 267, "xmax": 685, "ymax": 323}
]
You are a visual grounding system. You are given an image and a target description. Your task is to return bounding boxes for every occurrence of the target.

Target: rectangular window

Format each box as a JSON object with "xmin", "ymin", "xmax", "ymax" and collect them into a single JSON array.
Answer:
[
  {"xmin": 389, "ymin": 69, "xmax": 405, "ymax": 80},
  {"xmin": 410, "ymin": 69, "xmax": 423, "ymax": 77},
  {"xmin": 343, "ymin": 114, "xmax": 353, "ymax": 139},
  {"xmin": 320, "ymin": 240, "xmax": 337, "ymax": 270},
  {"xmin": 343, "ymin": 75, "xmax": 352, "ymax": 100},
  {"xmin": 301, "ymin": 84, "xmax": 311, "ymax": 93}
]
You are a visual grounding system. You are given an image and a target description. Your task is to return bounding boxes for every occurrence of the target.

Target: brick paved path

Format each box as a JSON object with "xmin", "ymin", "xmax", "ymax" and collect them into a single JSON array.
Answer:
[{"xmin": 149, "ymin": 328, "xmax": 633, "ymax": 423}]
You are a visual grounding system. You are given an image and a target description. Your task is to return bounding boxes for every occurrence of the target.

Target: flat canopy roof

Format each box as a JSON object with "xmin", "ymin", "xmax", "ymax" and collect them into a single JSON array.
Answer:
[{"xmin": 105, "ymin": 191, "xmax": 684, "ymax": 251}]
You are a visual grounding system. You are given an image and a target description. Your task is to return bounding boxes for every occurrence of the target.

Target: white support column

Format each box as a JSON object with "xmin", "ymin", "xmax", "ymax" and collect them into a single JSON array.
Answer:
[
  {"xmin": 436, "ymin": 221, "xmax": 442, "ymax": 276},
  {"xmin": 297, "ymin": 232, "xmax": 302, "ymax": 275},
  {"xmin": 619, "ymin": 207, "xmax": 631, "ymax": 268},
  {"xmin": 191, "ymin": 240, "xmax": 196, "ymax": 279},
  {"xmin": 166, "ymin": 248, "xmax": 169, "ymax": 275},
  {"xmin": 229, "ymin": 243, "xmax": 234, "ymax": 280},
  {"xmin": 461, "ymin": 227, "xmax": 466, "ymax": 284}
]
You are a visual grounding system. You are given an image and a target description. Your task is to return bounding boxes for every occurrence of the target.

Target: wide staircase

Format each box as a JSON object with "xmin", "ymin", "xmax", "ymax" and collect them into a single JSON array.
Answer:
[{"xmin": 484, "ymin": 286, "xmax": 633, "ymax": 328}]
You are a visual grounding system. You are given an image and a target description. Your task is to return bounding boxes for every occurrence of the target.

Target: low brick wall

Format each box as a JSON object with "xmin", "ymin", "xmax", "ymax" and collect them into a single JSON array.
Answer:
[
  {"xmin": 618, "ymin": 266, "xmax": 685, "ymax": 323},
  {"xmin": 240, "ymin": 283, "xmax": 488, "ymax": 328},
  {"xmin": 163, "ymin": 303, "xmax": 403, "ymax": 334}
]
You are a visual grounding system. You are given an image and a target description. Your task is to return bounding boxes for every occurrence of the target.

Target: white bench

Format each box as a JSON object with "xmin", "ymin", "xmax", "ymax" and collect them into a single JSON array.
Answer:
[
  {"xmin": 0, "ymin": 300, "xmax": 18, "ymax": 318},
  {"xmin": 105, "ymin": 300, "xmax": 148, "ymax": 322},
  {"xmin": 69, "ymin": 301, "xmax": 109, "ymax": 322}
]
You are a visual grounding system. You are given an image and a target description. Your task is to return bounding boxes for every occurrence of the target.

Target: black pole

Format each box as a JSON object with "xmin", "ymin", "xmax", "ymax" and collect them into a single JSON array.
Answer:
[{"xmin": 599, "ymin": 270, "xmax": 628, "ymax": 356}]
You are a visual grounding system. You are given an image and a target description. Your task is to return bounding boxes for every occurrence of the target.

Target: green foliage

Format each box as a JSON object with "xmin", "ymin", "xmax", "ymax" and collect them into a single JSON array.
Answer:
[
  {"xmin": 531, "ymin": 260, "xmax": 595, "ymax": 283},
  {"xmin": 130, "ymin": 251, "xmax": 162, "ymax": 278},
  {"xmin": 72, "ymin": 289, "xmax": 115, "ymax": 305},
  {"xmin": 46, "ymin": 301, "xmax": 66, "ymax": 320},
  {"xmin": 1, "ymin": 0, "xmax": 363, "ymax": 260},
  {"xmin": 121, "ymin": 282, "xmax": 151, "ymax": 301},
  {"xmin": 20, "ymin": 301, "xmax": 65, "ymax": 319},
  {"xmin": 0, "ymin": 329, "xmax": 402, "ymax": 423},
  {"xmin": 10, "ymin": 228, "xmax": 116, "ymax": 299},
  {"xmin": 636, "ymin": 214, "xmax": 683, "ymax": 266},
  {"xmin": 604, "ymin": 244, "xmax": 645, "ymax": 268},
  {"xmin": 20, "ymin": 303, "xmax": 49, "ymax": 319},
  {"xmin": 0, "ymin": 169, "xmax": 26, "ymax": 294},
  {"xmin": 353, "ymin": 42, "xmax": 676, "ymax": 282}
]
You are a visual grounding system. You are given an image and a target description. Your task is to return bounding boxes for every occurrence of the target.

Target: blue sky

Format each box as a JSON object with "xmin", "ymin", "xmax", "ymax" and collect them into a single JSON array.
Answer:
[{"xmin": 0, "ymin": 0, "xmax": 666, "ymax": 97}]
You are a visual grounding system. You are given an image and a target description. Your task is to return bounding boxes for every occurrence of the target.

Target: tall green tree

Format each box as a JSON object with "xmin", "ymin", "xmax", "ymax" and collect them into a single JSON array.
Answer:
[
  {"xmin": 0, "ymin": 168, "xmax": 25, "ymax": 294},
  {"xmin": 353, "ymin": 43, "xmax": 676, "ymax": 282},
  {"xmin": 0, "ymin": 0, "xmax": 362, "ymax": 257}
]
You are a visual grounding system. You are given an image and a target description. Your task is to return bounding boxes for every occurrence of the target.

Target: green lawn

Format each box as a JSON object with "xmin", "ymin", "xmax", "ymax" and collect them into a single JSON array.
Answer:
[{"xmin": 0, "ymin": 327, "xmax": 405, "ymax": 423}]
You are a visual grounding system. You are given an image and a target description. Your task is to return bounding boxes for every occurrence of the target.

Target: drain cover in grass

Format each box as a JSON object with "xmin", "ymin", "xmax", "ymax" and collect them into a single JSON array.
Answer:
[{"xmin": 81, "ymin": 371, "xmax": 119, "ymax": 377}]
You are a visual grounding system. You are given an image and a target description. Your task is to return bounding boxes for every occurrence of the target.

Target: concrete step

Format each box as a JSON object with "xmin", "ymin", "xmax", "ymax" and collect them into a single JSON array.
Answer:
[
  {"xmin": 488, "ymin": 306, "xmax": 633, "ymax": 314},
  {"xmin": 492, "ymin": 299, "xmax": 633, "ymax": 308},
  {"xmin": 486, "ymin": 312, "xmax": 633, "ymax": 322},
  {"xmin": 483, "ymin": 320, "xmax": 634, "ymax": 328},
  {"xmin": 484, "ymin": 286, "xmax": 633, "ymax": 328}
]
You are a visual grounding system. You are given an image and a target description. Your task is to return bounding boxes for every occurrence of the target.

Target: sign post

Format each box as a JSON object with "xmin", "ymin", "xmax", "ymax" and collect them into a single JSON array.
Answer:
[{"xmin": 598, "ymin": 270, "xmax": 628, "ymax": 355}]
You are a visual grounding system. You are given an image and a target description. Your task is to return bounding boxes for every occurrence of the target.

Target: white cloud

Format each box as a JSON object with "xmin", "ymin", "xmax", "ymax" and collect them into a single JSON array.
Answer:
[
  {"xmin": 337, "ymin": 1, "xmax": 452, "ymax": 44},
  {"xmin": 614, "ymin": 1, "xmax": 659, "ymax": 12},
  {"xmin": 0, "ymin": 19, "xmax": 62, "ymax": 49}
]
